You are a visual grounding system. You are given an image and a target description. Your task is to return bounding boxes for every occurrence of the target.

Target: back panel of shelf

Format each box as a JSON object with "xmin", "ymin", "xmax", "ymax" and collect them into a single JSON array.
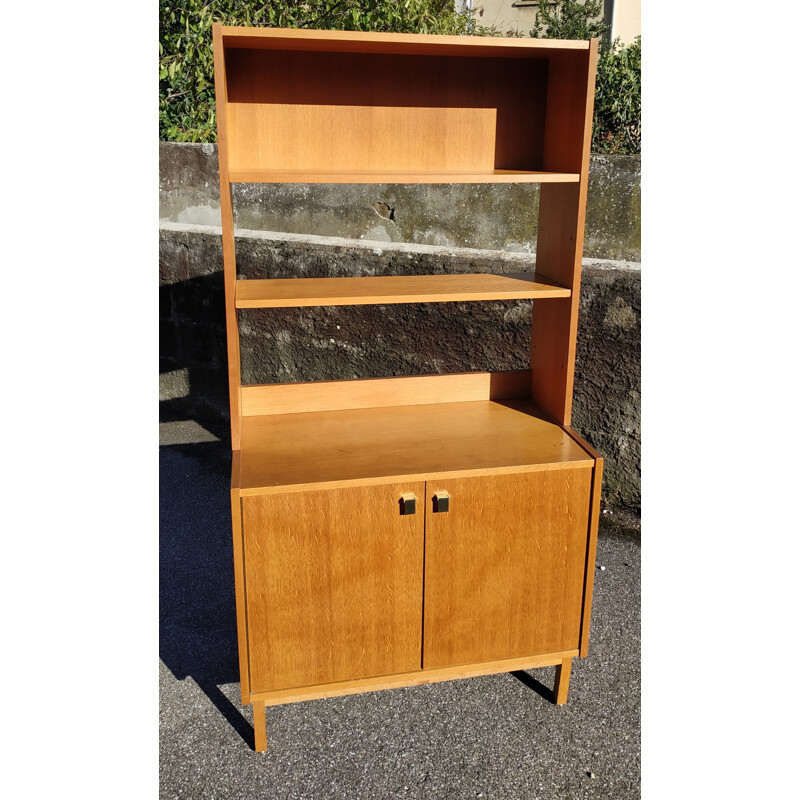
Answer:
[{"xmin": 224, "ymin": 48, "xmax": 548, "ymax": 177}]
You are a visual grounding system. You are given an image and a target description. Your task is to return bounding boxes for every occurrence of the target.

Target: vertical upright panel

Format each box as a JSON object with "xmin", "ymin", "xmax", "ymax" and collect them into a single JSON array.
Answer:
[
  {"xmin": 213, "ymin": 24, "xmax": 243, "ymax": 448},
  {"xmin": 532, "ymin": 42, "xmax": 599, "ymax": 426},
  {"xmin": 242, "ymin": 482, "xmax": 425, "ymax": 693},
  {"xmin": 423, "ymin": 469, "xmax": 592, "ymax": 669}
]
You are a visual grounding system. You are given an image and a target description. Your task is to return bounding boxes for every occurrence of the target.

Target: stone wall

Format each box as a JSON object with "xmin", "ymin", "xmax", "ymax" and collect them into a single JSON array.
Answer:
[
  {"xmin": 160, "ymin": 143, "xmax": 640, "ymax": 260},
  {"xmin": 159, "ymin": 225, "xmax": 640, "ymax": 512}
]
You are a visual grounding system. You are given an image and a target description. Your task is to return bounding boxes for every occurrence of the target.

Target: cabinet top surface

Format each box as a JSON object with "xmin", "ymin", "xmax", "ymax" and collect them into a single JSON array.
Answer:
[
  {"xmin": 236, "ymin": 399, "xmax": 594, "ymax": 494},
  {"xmin": 216, "ymin": 24, "xmax": 592, "ymax": 57}
]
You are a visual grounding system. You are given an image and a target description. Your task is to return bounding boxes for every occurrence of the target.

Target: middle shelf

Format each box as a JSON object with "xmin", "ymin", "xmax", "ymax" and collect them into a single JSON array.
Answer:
[{"xmin": 235, "ymin": 272, "xmax": 571, "ymax": 309}]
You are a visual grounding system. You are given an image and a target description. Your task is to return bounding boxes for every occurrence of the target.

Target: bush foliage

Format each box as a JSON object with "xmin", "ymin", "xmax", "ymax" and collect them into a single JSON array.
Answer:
[
  {"xmin": 530, "ymin": 0, "xmax": 640, "ymax": 153},
  {"xmin": 159, "ymin": 0, "xmax": 640, "ymax": 154},
  {"xmin": 159, "ymin": 1, "xmax": 488, "ymax": 142},
  {"xmin": 593, "ymin": 35, "xmax": 641, "ymax": 154}
]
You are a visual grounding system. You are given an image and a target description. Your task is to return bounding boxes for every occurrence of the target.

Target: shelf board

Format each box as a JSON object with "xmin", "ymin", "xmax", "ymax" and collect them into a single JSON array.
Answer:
[
  {"xmin": 235, "ymin": 272, "xmax": 570, "ymax": 309},
  {"xmin": 220, "ymin": 26, "xmax": 591, "ymax": 58},
  {"xmin": 236, "ymin": 399, "xmax": 594, "ymax": 495},
  {"xmin": 228, "ymin": 169, "xmax": 580, "ymax": 184}
]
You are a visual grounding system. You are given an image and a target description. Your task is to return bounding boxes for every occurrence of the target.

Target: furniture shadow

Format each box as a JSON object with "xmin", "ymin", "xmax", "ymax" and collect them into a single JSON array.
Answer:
[
  {"xmin": 510, "ymin": 669, "xmax": 555, "ymax": 703},
  {"xmin": 159, "ymin": 433, "xmax": 254, "ymax": 749}
]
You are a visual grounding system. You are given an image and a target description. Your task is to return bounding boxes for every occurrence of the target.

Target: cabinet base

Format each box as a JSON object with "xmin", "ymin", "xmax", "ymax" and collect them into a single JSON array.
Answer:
[{"xmin": 248, "ymin": 650, "xmax": 578, "ymax": 753}]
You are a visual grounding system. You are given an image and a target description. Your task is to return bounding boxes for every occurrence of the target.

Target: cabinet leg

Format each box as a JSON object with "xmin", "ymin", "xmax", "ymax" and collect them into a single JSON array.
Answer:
[
  {"xmin": 253, "ymin": 700, "xmax": 267, "ymax": 752},
  {"xmin": 553, "ymin": 658, "xmax": 572, "ymax": 705}
]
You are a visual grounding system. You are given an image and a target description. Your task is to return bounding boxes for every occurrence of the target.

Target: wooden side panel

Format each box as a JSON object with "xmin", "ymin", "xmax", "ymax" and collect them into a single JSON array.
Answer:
[
  {"xmin": 563, "ymin": 426, "xmax": 604, "ymax": 658},
  {"xmin": 224, "ymin": 49, "xmax": 548, "ymax": 174},
  {"xmin": 541, "ymin": 49, "xmax": 595, "ymax": 174},
  {"xmin": 531, "ymin": 42, "xmax": 599, "ymax": 427},
  {"xmin": 213, "ymin": 23, "xmax": 242, "ymax": 449},
  {"xmin": 423, "ymin": 470, "xmax": 592, "ymax": 669},
  {"xmin": 242, "ymin": 482, "xmax": 425, "ymax": 693},
  {"xmin": 230, "ymin": 481, "xmax": 251, "ymax": 705},
  {"xmin": 241, "ymin": 370, "xmax": 531, "ymax": 416}
]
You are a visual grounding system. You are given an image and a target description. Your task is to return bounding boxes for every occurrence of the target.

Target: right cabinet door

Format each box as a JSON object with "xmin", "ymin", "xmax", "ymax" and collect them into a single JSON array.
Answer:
[{"xmin": 423, "ymin": 468, "xmax": 592, "ymax": 669}]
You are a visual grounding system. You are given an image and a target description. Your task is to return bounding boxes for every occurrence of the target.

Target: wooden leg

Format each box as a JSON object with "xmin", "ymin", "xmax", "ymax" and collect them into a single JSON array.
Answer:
[
  {"xmin": 253, "ymin": 700, "xmax": 267, "ymax": 753},
  {"xmin": 553, "ymin": 657, "xmax": 572, "ymax": 705}
]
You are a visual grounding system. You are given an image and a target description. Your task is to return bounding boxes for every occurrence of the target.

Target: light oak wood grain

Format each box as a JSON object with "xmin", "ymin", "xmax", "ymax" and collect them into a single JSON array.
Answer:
[
  {"xmin": 229, "ymin": 485, "xmax": 251, "ymax": 705},
  {"xmin": 236, "ymin": 400, "xmax": 594, "ymax": 495},
  {"xmin": 250, "ymin": 650, "xmax": 580, "ymax": 707},
  {"xmin": 253, "ymin": 700, "xmax": 267, "ymax": 753},
  {"xmin": 241, "ymin": 370, "xmax": 531, "ymax": 417},
  {"xmin": 235, "ymin": 273, "xmax": 570, "ymax": 309},
  {"xmin": 423, "ymin": 469, "xmax": 592, "ymax": 668},
  {"xmin": 228, "ymin": 169, "xmax": 579, "ymax": 184},
  {"xmin": 224, "ymin": 47, "xmax": 549, "ymax": 176},
  {"xmin": 212, "ymin": 23, "xmax": 243, "ymax": 449},
  {"xmin": 554, "ymin": 658, "xmax": 572, "ymax": 705},
  {"xmin": 531, "ymin": 41, "xmax": 599, "ymax": 426},
  {"xmin": 219, "ymin": 25, "xmax": 590, "ymax": 57},
  {"xmin": 564, "ymin": 426, "xmax": 604, "ymax": 658},
  {"xmin": 242, "ymin": 482, "xmax": 425, "ymax": 694},
  {"xmin": 211, "ymin": 25, "xmax": 604, "ymax": 730}
]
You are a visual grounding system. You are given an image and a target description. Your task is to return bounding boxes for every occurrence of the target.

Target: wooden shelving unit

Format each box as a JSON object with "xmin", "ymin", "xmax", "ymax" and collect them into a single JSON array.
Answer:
[{"xmin": 212, "ymin": 23, "xmax": 602, "ymax": 753}]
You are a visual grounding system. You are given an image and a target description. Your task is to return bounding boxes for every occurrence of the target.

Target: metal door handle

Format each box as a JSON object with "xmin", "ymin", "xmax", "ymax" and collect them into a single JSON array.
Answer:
[
  {"xmin": 399, "ymin": 493, "xmax": 417, "ymax": 515},
  {"xmin": 432, "ymin": 492, "xmax": 450, "ymax": 513}
]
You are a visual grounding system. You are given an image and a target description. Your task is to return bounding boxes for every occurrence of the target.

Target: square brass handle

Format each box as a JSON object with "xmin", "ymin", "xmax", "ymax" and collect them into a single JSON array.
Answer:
[{"xmin": 432, "ymin": 492, "xmax": 450, "ymax": 513}]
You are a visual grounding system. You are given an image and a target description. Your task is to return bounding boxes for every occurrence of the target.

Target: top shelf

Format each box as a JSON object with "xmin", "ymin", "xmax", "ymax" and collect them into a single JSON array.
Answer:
[
  {"xmin": 218, "ymin": 25, "xmax": 592, "ymax": 58},
  {"xmin": 228, "ymin": 169, "xmax": 580, "ymax": 185},
  {"xmin": 215, "ymin": 27, "xmax": 597, "ymax": 181}
]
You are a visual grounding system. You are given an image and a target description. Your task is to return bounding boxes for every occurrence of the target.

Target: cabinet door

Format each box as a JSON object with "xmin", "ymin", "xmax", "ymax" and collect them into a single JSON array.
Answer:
[
  {"xmin": 423, "ymin": 469, "xmax": 592, "ymax": 669},
  {"xmin": 242, "ymin": 482, "xmax": 425, "ymax": 693}
]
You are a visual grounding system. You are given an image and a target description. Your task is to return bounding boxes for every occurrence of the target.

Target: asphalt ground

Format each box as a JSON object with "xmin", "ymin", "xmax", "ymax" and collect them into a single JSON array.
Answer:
[{"xmin": 159, "ymin": 417, "xmax": 641, "ymax": 799}]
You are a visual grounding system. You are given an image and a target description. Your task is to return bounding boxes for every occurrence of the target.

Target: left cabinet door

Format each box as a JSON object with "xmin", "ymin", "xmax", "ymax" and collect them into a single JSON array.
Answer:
[{"xmin": 241, "ymin": 482, "xmax": 426, "ymax": 694}]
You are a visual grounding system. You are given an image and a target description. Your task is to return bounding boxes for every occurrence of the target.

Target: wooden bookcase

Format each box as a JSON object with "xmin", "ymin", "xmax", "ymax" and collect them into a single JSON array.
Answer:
[{"xmin": 212, "ymin": 24, "xmax": 602, "ymax": 753}]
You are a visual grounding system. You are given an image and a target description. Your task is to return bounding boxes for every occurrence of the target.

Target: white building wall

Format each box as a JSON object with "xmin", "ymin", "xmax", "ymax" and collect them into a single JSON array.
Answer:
[{"xmin": 459, "ymin": 1, "xmax": 640, "ymax": 43}]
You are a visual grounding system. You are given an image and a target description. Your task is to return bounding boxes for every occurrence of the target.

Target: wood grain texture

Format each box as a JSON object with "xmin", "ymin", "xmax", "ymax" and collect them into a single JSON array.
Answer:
[
  {"xmin": 228, "ymin": 169, "xmax": 579, "ymax": 184},
  {"xmin": 224, "ymin": 48, "xmax": 548, "ymax": 175},
  {"xmin": 229, "ymin": 486, "xmax": 251, "ymax": 705},
  {"xmin": 237, "ymin": 400, "xmax": 594, "ymax": 495},
  {"xmin": 242, "ymin": 482, "xmax": 425, "ymax": 693},
  {"xmin": 241, "ymin": 370, "xmax": 532, "ymax": 417},
  {"xmin": 531, "ymin": 41, "xmax": 599, "ymax": 426},
  {"xmin": 422, "ymin": 469, "xmax": 592, "ymax": 668},
  {"xmin": 220, "ymin": 26, "xmax": 590, "ymax": 57},
  {"xmin": 554, "ymin": 658, "xmax": 572, "ymax": 705},
  {"xmin": 251, "ymin": 650, "xmax": 580, "ymax": 707},
  {"xmin": 235, "ymin": 273, "xmax": 570, "ymax": 309},
  {"xmin": 253, "ymin": 700, "xmax": 267, "ymax": 753},
  {"xmin": 564, "ymin": 426, "xmax": 604, "ymax": 658},
  {"xmin": 212, "ymin": 23, "xmax": 243, "ymax": 449}
]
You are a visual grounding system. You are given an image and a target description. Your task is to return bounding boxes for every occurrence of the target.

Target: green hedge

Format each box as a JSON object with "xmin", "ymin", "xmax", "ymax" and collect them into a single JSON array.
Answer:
[
  {"xmin": 159, "ymin": 1, "xmax": 640, "ymax": 154},
  {"xmin": 593, "ymin": 36, "xmax": 641, "ymax": 154},
  {"xmin": 159, "ymin": 1, "xmax": 486, "ymax": 143}
]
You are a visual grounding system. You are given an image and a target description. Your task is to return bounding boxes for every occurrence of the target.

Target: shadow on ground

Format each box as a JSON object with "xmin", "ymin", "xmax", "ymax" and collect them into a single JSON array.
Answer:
[{"xmin": 159, "ymin": 410, "xmax": 257, "ymax": 748}]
